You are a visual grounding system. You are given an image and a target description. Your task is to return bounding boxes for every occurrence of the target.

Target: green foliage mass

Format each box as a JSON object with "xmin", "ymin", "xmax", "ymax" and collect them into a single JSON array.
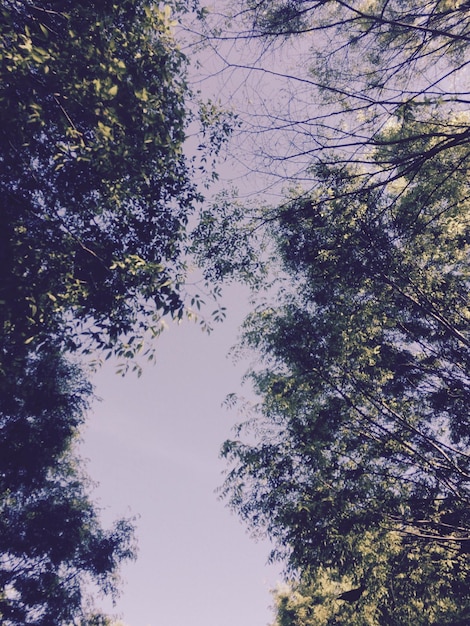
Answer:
[
  {"xmin": 222, "ymin": 120, "xmax": 470, "ymax": 623},
  {"xmin": 0, "ymin": 0, "xmax": 211, "ymax": 360},
  {"xmin": 271, "ymin": 534, "xmax": 470, "ymax": 626},
  {"xmin": 0, "ymin": 346, "xmax": 136, "ymax": 625},
  {"xmin": 0, "ymin": 1, "xmax": 220, "ymax": 623},
  {"xmin": 213, "ymin": 3, "xmax": 470, "ymax": 624}
]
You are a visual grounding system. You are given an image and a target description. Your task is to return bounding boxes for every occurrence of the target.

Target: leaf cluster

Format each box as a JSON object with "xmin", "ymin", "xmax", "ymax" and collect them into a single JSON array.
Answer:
[
  {"xmin": 0, "ymin": 2, "xmax": 220, "ymax": 622},
  {"xmin": 0, "ymin": 346, "xmax": 136, "ymax": 625},
  {"xmin": 220, "ymin": 114, "xmax": 470, "ymax": 623},
  {"xmin": 0, "ymin": 0, "xmax": 211, "ymax": 359}
]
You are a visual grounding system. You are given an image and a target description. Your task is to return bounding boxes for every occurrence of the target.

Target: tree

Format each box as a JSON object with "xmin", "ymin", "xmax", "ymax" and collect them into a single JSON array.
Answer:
[
  {"xmin": 216, "ymin": 60, "xmax": 470, "ymax": 625},
  {"xmin": 0, "ymin": 345, "xmax": 136, "ymax": 625},
  {"xmin": 0, "ymin": 3, "xmax": 233, "ymax": 620},
  {"xmin": 0, "ymin": 2, "xmax": 230, "ymax": 622},
  {"xmin": 220, "ymin": 143, "xmax": 470, "ymax": 622},
  {"xmin": 269, "ymin": 540, "xmax": 470, "ymax": 626},
  {"xmin": 207, "ymin": 2, "xmax": 470, "ymax": 608},
  {"xmin": 178, "ymin": 1, "xmax": 470, "ymax": 231},
  {"xmin": 193, "ymin": 1, "xmax": 470, "ymax": 621},
  {"xmin": 0, "ymin": 0, "xmax": 226, "ymax": 362}
]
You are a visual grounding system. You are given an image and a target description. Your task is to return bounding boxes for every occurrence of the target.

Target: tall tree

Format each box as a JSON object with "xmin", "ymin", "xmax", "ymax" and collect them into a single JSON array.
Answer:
[
  {"xmin": 209, "ymin": 1, "xmax": 470, "ymax": 611},
  {"xmin": 0, "ymin": 345, "xmax": 136, "ymax": 625},
  {"xmin": 194, "ymin": 1, "xmax": 470, "ymax": 195},
  {"xmin": 0, "ymin": 0, "xmax": 224, "ymax": 361},
  {"xmin": 0, "ymin": 2, "xmax": 221, "ymax": 622},
  {"xmin": 221, "ymin": 124, "xmax": 470, "ymax": 621}
]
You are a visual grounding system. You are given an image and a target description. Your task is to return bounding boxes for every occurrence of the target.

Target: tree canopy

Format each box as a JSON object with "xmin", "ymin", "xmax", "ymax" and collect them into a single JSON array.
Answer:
[
  {"xmin": 0, "ymin": 0, "xmax": 223, "ymax": 362},
  {"xmin": 0, "ymin": 1, "xmax": 221, "ymax": 622},
  {"xmin": 196, "ymin": 1, "xmax": 470, "ymax": 195},
  {"xmin": 200, "ymin": 1, "xmax": 470, "ymax": 624},
  {"xmin": 221, "ymin": 143, "xmax": 470, "ymax": 620},
  {"xmin": 2, "ymin": 0, "xmax": 470, "ymax": 622},
  {"xmin": 0, "ymin": 346, "xmax": 136, "ymax": 625}
]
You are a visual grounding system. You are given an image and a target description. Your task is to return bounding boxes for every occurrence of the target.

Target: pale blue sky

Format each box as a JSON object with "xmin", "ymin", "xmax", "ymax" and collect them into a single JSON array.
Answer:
[
  {"xmin": 81, "ymin": 285, "xmax": 281, "ymax": 626},
  {"xmin": 80, "ymin": 12, "xmax": 290, "ymax": 624}
]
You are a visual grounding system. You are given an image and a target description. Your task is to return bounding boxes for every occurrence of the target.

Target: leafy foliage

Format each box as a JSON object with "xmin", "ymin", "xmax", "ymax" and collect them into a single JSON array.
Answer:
[
  {"xmin": 196, "ymin": 1, "xmax": 470, "ymax": 622},
  {"xmin": 0, "ymin": 346, "xmax": 136, "ymax": 625},
  {"xmin": 195, "ymin": 1, "xmax": 470, "ymax": 196},
  {"xmin": 0, "ymin": 2, "xmax": 218, "ymax": 622},
  {"xmin": 270, "ymin": 536, "xmax": 470, "ymax": 626},
  {"xmin": 191, "ymin": 188, "xmax": 269, "ymax": 286},
  {"xmin": 224, "ymin": 115, "xmax": 469, "ymax": 533},
  {"xmin": 0, "ymin": 0, "xmax": 217, "ymax": 359},
  {"xmin": 220, "ymin": 104, "xmax": 470, "ymax": 625}
]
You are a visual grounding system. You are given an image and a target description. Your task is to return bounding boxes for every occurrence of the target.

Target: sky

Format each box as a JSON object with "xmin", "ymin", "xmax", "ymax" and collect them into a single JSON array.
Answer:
[
  {"xmin": 80, "ymin": 284, "xmax": 282, "ymax": 626},
  {"xmin": 79, "ymin": 8, "xmax": 293, "ymax": 625}
]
